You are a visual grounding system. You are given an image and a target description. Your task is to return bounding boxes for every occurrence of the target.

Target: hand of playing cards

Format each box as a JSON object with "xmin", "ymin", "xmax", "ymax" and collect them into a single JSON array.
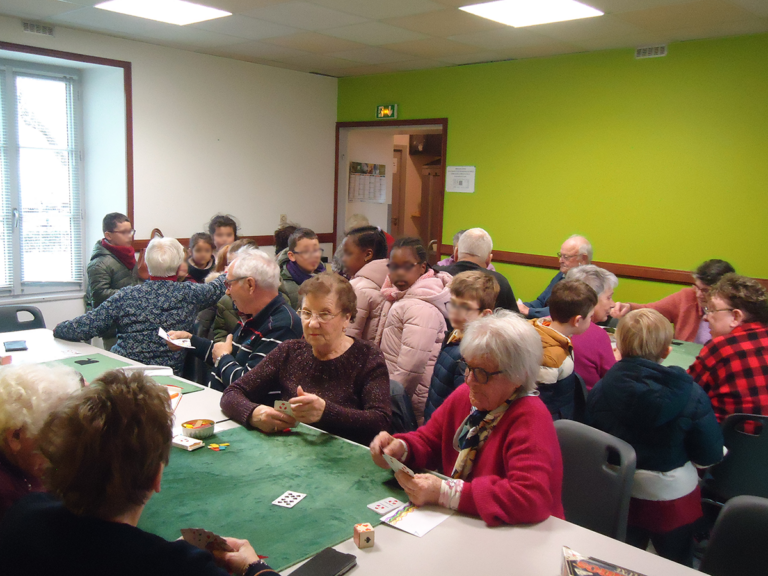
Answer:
[
  {"xmin": 383, "ymin": 453, "xmax": 415, "ymax": 477},
  {"xmin": 181, "ymin": 528, "xmax": 234, "ymax": 552}
]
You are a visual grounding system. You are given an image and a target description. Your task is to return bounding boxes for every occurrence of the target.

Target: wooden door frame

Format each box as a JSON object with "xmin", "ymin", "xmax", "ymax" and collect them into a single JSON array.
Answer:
[
  {"xmin": 392, "ymin": 144, "xmax": 407, "ymax": 237},
  {"xmin": 334, "ymin": 118, "xmax": 448, "ymax": 251}
]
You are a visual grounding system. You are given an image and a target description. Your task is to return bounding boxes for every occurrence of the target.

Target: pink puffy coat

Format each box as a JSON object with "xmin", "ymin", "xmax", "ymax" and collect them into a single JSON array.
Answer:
[
  {"xmin": 380, "ymin": 268, "xmax": 452, "ymax": 424},
  {"xmin": 347, "ymin": 259, "xmax": 389, "ymax": 345}
]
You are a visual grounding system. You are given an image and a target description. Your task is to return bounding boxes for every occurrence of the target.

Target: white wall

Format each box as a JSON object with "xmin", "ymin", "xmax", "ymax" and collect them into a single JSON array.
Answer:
[
  {"xmin": 339, "ymin": 128, "xmax": 393, "ymax": 240},
  {"xmin": 0, "ymin": 14, "xmax": 338, "ymax": 241},
  {"xmin": 81, "ymin": 65, "xmax": 127, "ymax": 253}
]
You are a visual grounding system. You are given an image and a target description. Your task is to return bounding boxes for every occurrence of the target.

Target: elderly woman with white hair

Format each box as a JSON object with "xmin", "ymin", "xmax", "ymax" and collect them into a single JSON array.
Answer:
[
  {"xmin": 566, "ymin": 264, "xmax": 619, "ymax": 390},
  {"xmin": 370, "ymin": 310, "xmax": 564, "ymax": 527},
  {"xmin": 0, "ymin": 364, "xmax": 82, "ymax": 520},
  {"xmin": 168, "ymin": 248, "xmax": 303, "ymax": 391},
  {"xmin": 54, "ymin": 237, "xmax": 226, "ymax": 375}
]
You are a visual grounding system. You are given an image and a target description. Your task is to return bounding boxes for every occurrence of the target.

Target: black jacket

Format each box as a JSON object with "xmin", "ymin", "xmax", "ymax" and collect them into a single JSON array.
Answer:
[
  {"xmin": 586, "ymin": 357, "xmax": 723, "ymax": 472},
  {"xmin": 424, "ymin": 334, "xmax": 464, "ymax": 423},
  {"xmin": 441, "ymin": 260, "xmax": 519, "ymax": 313}
]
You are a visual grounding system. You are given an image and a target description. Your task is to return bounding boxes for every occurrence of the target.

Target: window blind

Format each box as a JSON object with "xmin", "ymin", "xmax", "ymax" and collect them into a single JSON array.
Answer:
[{"xmin": 0, "ymin": 70, "xmax": 12, "ymax": 289}]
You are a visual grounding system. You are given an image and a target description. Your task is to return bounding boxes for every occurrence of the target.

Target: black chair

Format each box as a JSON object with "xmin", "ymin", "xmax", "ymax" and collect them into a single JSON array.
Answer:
[
  {"xmin": 389, "ymin": 380, "xmax": 417, "ymax": 434},
  {"xmin": 703, "ymin": 413, "xmax": 768, "ymax": 502},
  {"xmin": 699, "ymin": 495, "xmax": 768, "ymax": 576},
  {"xmin": 554, "ymin": 419, "xmax": 636, "ymax": 542},
  {"xmin": 0, "ymin": 305, "xmax": 46, "ymax": 333}
]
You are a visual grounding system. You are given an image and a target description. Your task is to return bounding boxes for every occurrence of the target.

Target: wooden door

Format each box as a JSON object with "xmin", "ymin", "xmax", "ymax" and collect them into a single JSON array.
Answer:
[
  {"xmin": 391, "ymin": 147, "xmax": 406, "ymax": 237},
  {"xmin": 420, "ymin": 161, "xmax": 444, "ymax": 266}
]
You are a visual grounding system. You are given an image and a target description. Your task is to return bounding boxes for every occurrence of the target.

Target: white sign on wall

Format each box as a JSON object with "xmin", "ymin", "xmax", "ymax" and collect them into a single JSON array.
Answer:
[{"xmin": 446, "ymin": 166, "xmax": 476, "ymax": 193}]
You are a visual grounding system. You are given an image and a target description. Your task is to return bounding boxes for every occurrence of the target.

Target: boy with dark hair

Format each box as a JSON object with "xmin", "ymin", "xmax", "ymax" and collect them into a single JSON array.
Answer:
[
  {"xmin": 277, "ymin": 227, "xmax": 325, "ymax": 309},
  {"xmin": 424, "ymin": 271, "xmax": 499, "ymax": 422},
  {"xmin": 207, "ymin": 214, "xmax": 238, "ymax": 250},
  {"xmin": 530, "ymin": 279, "xmax": 597, "ymax": 419}
]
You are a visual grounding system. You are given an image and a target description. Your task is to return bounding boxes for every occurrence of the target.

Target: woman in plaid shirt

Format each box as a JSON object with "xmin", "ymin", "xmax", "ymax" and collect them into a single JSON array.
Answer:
[{"xmin": 688, "ymin": 274, "xmax": 768, "ymax": 423}]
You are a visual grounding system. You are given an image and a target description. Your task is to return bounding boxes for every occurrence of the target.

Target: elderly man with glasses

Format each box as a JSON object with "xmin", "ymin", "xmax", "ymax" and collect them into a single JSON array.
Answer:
[
  {"xmin": 518, "ymin": 235, "xmax": 592, "ymax": 319},
  {"xmin": 168, "ymin": 248, "xmax": 302, "ymax": 392}
]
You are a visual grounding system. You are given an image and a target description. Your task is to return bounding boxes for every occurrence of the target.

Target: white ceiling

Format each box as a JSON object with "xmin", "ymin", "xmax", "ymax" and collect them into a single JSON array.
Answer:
[{"xmin": 1, "ymin": 0, "xmax": 767, "ymax": 77}]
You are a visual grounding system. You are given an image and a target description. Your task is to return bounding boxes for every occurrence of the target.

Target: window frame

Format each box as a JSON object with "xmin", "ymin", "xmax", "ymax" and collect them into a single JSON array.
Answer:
[{"xmin": 0, "ymin": 57, "xmax": 86, "ymax": 297}]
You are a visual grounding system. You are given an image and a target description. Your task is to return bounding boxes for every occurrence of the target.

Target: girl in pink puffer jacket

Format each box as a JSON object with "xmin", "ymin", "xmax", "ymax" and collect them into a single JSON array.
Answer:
[
  {"xmin": 343, "ymin": 226, "xmax": 390, "ymax": 345},
  {"xmin": 380, "ymin": 237, "xmax": 452, "ymax": 424}
]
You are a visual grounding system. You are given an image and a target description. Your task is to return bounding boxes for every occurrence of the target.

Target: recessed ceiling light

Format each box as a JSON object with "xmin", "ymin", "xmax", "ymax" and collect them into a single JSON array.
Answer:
[
  {"xmin": 95, "ymin": 0, "xmax": 231, "ymax": 26},
  {"xmin": 460, "ymin": 0, "xmax": 603, "ymax": 28}
]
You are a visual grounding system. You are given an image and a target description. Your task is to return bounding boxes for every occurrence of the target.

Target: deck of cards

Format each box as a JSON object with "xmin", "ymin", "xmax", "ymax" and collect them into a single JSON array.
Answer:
[
  {"xmin": 172, "ymin": 435, "xmax": 204, "ymax": 451},
  {"xmin": 272, "ymin": 490, "xmax": 306, "ymax": 508},
  {"xmin": 367, "ymin": 497, "xmax": 405, "ymax": 515},
  {"xmin": 383, "ymin": 453, "xmax": 415, "ymax": 477},
  {"xmin": 274, "ymin": 400, "xmax": 294, "ymax": 417},
  {"xmin": 181, "ymin": 528, "xmax": 233, "ymax": 552}
]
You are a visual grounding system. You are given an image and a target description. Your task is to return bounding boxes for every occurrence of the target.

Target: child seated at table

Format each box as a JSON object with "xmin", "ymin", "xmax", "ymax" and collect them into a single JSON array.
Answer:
[
  {"xmin": 187, "ymin": 232, "xmax": 216, "ymax": 284},
  {"xmin": 529, "ymin": 279, "xmax": 596, "ymax": 420},
  {"xmin": 586, "ymin": 309, "xmax": 723, "ymax": 566},
  {"xmin": 424, "ymin": 270, "xmax": 499, "ymax": 423}
]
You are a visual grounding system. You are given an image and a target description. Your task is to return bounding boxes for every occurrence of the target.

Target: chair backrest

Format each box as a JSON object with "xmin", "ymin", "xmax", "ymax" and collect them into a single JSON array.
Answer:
[
  {"xmin": 700, "ymin": 495, "xmax": 768, "ymax": 576},
  {"xmin": 0, "ymin": 305, "xmax": 46, "ymax": 333},
  {"xmin": 705, "ymin": 413, "xmax": 768, "ymax": 501},
  {"xmin": 389, "ymin": 380, "xmax": 417, "ymax": 434},
  {"xmin": 554, "ymin": 420, "xmax": 636, "ymax": 542}
]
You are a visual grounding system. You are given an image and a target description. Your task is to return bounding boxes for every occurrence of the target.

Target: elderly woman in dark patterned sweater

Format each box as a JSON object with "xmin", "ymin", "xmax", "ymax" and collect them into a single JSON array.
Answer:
[
  {"xmin": 221, "ymin": 272, "xmax": 391, "ymax": 446},
  {"xmin": 54, "ymin": 237, "xmax": 226, "ymax": 376}
]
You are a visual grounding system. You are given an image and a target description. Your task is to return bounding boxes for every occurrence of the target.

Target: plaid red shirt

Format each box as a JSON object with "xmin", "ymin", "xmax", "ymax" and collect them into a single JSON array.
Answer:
[{"xmin": 688, "ymin": 322, "xmax": 768, "ymax": 423}]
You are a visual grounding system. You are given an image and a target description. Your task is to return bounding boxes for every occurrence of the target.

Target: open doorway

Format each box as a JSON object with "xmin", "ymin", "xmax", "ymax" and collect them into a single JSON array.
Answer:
[{"xmin": 334, "ymin": 119, "xmax": 447, "ymax": 264}]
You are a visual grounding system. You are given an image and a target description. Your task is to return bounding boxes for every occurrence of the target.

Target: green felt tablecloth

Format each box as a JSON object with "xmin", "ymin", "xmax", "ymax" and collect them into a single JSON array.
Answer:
[
  {"xmin": 138, "ymin": 425, "xmax": 405, "ymax": 571},
  {"xmin": 47, "ymin": 353, "xmax": 203, "ymax": 394},
  {"xmin": 662, "ymin": 340, "xmax": 703, "ymax": 370}
]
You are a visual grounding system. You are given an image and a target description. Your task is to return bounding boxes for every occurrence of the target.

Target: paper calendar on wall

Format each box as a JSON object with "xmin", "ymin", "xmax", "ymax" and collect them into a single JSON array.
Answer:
[{"xmin": 348, "ymin": 161, "xmax": 386, "ymax": 204}]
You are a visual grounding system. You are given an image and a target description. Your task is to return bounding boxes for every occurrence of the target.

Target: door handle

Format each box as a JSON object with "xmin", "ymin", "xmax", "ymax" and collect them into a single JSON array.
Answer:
[
  {"xmin": 427, "ymin": 239, "xmax": 438, "ymax": 254},
  {"xmin": 12, "ymin": 208, "xmax": 19, "ymax": 229}
]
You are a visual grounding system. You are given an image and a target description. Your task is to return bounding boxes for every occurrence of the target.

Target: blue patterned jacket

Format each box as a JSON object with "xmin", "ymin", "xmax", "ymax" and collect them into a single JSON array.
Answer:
[{"xmin": 54, "ymin": 276, "xmax": 226, "ymax": 375}]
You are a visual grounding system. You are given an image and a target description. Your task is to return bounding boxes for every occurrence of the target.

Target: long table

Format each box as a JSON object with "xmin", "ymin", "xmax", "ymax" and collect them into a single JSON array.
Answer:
[{"xmin": 2, "ymin": 329, "xmax": 700, "ymax": 575}]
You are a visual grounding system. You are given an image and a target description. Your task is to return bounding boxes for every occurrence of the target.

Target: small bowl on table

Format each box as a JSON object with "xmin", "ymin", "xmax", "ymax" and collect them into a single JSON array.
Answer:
[{"xmin": 181, "ymin": 419, "xmax": 215, "ymax": 439}]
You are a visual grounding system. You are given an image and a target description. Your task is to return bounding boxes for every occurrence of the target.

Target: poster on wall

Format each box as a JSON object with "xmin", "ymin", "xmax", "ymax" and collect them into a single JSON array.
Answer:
[
  {"xmin": 446, "ymin": 166, "xmax": 476, "ymax": 193},
  {"xmin": 348, "ymin": 161, "xmax": 386, "ymax": 204}
]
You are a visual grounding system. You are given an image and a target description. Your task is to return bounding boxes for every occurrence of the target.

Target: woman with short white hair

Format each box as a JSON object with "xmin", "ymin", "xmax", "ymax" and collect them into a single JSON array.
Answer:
[
  {"xmin": 0, "ymin": 364, "xmax": 82, "ymax": 520},
  {"xmin": 370, "ymin": 310, "xmax": 564, "ymax": 527},
  {"xmin": 54, "ymin": 237, "xmax": 226, "ymax": 375},
  {"xmin": 566, "ymin": 264, "xmax": 620, "ymax": 390}
]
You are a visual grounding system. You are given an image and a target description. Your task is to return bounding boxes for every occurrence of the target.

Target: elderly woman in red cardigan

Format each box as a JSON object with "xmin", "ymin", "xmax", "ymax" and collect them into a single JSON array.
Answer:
[{"xmin": 370, "ymin": 309, "xmax": 564, "ymax": 527}]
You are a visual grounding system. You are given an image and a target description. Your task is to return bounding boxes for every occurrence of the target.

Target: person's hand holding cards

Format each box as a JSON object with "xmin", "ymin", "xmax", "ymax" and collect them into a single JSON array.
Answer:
[
  {"xmin": 181, "ymin": 531, "xmax": 263, "ymax": 575},
  {"xmin": 287, "ymin": 385, "xmax": 326, "ymax": 424},
  {"xmin": 250, "ymin": 403, "xmax": 297, "ymax": 433},
  {"xmin": 369, "ymin": 431, "xmax": 407, "ymax": 470}
]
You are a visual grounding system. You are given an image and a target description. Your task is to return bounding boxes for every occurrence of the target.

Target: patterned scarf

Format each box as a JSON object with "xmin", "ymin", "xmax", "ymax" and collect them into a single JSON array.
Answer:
[{"xmin": 451, "ymin": 388, "xmax": 523, "ymax": 480}]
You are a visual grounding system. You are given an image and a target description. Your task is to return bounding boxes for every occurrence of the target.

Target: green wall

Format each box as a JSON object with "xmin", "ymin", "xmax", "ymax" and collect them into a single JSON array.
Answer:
[{"xmin": 337, "ymin": 33, "xmax": 768, "ymax": 304}]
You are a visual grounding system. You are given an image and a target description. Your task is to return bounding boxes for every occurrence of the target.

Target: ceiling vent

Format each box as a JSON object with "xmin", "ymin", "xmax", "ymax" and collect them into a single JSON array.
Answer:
[
  {"xmin": 22, "ymin": 21, "xmax": 54, "ymax": 37},
  {"xmin": 635, "ymin": 45, "xmax": 667, "ymax": 59}
]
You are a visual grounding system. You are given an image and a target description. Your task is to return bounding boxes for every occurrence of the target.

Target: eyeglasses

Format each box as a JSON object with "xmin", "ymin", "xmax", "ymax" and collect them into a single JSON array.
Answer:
[
  {"xmin": 299, "ymin": 309, "xmax": 341, "ymax": 323},
  {"xmin": 703, "ymin": 306, "xmax": 734, "ymax": 315},
  {"xmin": 557, "ymin": 252, "xmax": 578, "ymax": 260},
  {"xmin": 110, "ymin": 228, "xmax": 135, "ymax": 236},
  {"xmin": 458, "ymin": 358, "xmax": 502, "ymax": 385},
  {"xmin": 693, "ymin": 284, "xmax": 710, "ymax": 294},
  {"xmin": 386, "ymin": 262, "xmax": 419, "ymax": 272},
  {"xmin": 224, "ymin": 276, "xmax": 248, "ymax": 289},
  {"xmin": 291, "ymin": 248, "xmax": 324, "ymax": 257},
  {"xmin": 448, "ymin": 301, "xmax": 480, "ymax": 314}
]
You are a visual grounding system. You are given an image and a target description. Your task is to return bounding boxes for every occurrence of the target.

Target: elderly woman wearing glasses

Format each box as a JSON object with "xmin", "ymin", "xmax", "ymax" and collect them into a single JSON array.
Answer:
[
  {"xmin": 221, "ymin": 272, "xmax": 391, "ymax": 445},
  {"xmin": 613, "ymin": 259, "xmax": 735, "ymax": 344},
  {"xmin": 370, "ymin": 310, "xmax": 564, "ymax": 527}
]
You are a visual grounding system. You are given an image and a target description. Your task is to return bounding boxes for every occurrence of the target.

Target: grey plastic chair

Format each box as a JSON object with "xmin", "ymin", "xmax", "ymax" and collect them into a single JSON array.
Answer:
[
  {"xmin": 704, "ymin": 414, "xmax": 768, "ymax": 502},
  {"xmin": 554, "ymin": 420, "xmax": 636, "ymax": 542},
  {"xmin": 0, "ymin": 305, "xmax": 46, "ymax": 333},
  {"xmin": 700, "ymin": 495, "xmax": 768, "ymax": 575}
]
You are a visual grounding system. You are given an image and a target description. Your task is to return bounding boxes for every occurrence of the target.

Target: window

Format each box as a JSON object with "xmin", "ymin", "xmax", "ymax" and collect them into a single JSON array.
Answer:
[{"xmin": 0, "ymin": 59, "xmax": 83, "ymax": 296}]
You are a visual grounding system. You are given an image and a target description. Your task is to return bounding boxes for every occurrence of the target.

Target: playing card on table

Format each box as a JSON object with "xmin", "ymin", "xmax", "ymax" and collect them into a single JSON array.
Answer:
[
  {"xmin": 383, "ymin": 453, "xmax": 415, "ymax": 477},
  {"xmin": 274, "ymin": 400, "xmax": 294, "ymax": 417},
  {"xmin": 367, "ymin": 497, "xmax": 405, "ymax": 515},
  {"xmin": 272, "ymin": 490, "xmax": 306, "ymax": 508}
]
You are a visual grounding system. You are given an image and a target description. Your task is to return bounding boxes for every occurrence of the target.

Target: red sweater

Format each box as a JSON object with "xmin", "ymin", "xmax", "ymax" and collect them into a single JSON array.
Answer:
[
  {"xmin": 395, "ymin": 385, "xmax": 564, "ymax": 527},
  {"xmin": 630, "ymin": 287, "xmax": 702, "ymax": 343}
]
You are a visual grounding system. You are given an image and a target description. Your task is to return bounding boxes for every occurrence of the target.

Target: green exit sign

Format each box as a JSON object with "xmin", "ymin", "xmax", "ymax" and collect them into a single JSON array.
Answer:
[{"xmin": 376, "ymin": 104, "xmax": 397, "ymax": 119}]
